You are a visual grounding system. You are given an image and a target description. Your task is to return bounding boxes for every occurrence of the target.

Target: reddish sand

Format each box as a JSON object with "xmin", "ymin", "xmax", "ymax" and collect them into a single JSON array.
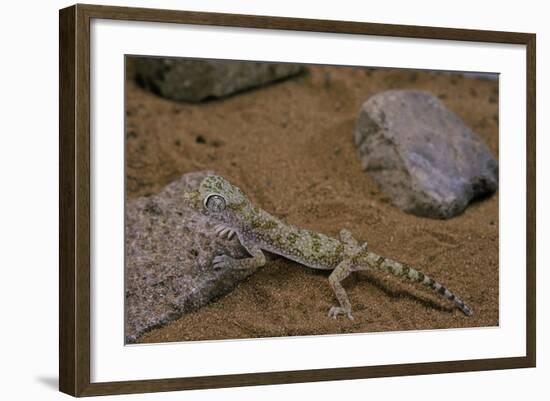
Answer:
[{"xmin": 125, "ymin": 61, "xmax": 499, "ymax": 343}]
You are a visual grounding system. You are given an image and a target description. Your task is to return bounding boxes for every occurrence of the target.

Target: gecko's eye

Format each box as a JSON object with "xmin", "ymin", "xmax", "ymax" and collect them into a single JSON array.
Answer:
[{"xmin": 204, "ymin": 194, "xmax": 226, "ymax": 212}]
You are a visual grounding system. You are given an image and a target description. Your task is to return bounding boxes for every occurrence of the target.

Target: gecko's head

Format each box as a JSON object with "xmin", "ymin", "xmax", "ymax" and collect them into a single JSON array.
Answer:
[{"xmin": 183, "ymin": 175, "xmax": 253, "ymax": 223}]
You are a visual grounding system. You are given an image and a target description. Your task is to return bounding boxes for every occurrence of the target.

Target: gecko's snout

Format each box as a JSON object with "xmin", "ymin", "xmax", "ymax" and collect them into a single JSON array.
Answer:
[{"xmin": 183, "ymin": 190, "xmax": 202, "ymax": 210}]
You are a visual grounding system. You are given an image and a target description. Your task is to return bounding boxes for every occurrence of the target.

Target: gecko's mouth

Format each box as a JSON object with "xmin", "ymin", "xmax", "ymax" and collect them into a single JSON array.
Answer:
[{"xmin": 214, "ymin": 223, "xmax": 236, "ymax": 240}]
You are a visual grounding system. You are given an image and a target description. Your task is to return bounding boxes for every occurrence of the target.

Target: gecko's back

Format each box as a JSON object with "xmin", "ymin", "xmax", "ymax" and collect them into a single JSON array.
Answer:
[{"xmin": 242, "ymin": 208, "xmax": 344, "ymax": 270}]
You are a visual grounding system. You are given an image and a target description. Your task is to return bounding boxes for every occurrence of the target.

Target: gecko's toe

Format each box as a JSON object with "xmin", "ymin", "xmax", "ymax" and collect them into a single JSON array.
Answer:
[
  {"xmin": 339, "ymin": 228, "xmax": 352, "ymax": 238},
  {"xmin": 328, "ymin": 306, "xmax": 354, "ymax": 320},
  {"xmin": 212, "ymin": 254, "xmax": 233, "ymax": 269},
  {"xmin": 214, "ymin": 225, "xmax": 236, "ymax": 240},
  {"xmin": 328, "ymin": 306, "xmax": 343, "ymax": 319},
  {"xmin": 328, "ymin": 308, "xmax": 337, "ymax": 319}
]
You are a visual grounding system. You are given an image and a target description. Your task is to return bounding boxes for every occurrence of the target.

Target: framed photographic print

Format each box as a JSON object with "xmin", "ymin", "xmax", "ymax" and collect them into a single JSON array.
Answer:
[{"xmin": 59, "ymin": 3, "xmax": 536, "ymax": 397}]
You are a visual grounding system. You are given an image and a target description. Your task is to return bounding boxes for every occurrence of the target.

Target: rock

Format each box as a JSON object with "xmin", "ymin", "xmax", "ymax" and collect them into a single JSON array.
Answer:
[
  {"xmin": 355, "ymin": 90, "xmax": 498, "ymax": 219},
  {"xmin": 133, "ymin": 58, "xmax": 303, "ymax": 102},
  {"xmin": 125, "ymin": 171, "xmax": 255, "ymax": 342}
]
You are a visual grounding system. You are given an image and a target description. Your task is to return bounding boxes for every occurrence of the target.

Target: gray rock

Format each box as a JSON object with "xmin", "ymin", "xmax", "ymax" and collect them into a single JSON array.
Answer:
[
  {"xmin": 133, "ymin": 57, "xmax": 303, "ymax": 102},
  {"xmin": 125, "ymin": 171, "xmax": 255, "ymax": 342},
  {"xmin": 355, "ymin": 90, "xmax": 498, "ymax": 219}
]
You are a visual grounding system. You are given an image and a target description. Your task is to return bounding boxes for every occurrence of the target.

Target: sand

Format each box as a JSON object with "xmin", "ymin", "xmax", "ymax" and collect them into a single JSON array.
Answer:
[{"xmin": 125, "ymin": 62, "xmax": 499, "ymax": 343}]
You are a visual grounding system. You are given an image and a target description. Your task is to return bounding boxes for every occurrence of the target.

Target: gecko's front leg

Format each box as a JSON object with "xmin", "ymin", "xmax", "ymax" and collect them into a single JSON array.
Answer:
[{"xmin": 212, "ymin": 227, "xmax": 266, "ymax": 270}]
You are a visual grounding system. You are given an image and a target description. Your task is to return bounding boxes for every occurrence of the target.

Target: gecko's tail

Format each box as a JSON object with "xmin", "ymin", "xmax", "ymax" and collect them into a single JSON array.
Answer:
[{"xmin": 371, "ymin": 253, "xmax": 473, "ymax": 316}]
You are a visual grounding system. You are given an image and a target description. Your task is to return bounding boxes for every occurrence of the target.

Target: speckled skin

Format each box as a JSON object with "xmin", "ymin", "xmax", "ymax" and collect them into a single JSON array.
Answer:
[{"xmin": 184, "ymin": 175, "xmax": 473, "ymax": 319}]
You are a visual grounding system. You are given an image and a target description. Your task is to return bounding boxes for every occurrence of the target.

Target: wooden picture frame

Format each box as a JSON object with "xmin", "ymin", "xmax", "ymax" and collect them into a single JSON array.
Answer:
[{"xmin": 59, "ymin": 3, "xmax": 536, "ymax": 397}]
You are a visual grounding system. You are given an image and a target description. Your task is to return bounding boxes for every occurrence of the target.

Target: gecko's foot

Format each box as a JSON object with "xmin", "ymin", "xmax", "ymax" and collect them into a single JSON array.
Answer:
[
  {"xmin": 339, "ymin": 229, "xmax": 367, "ymax": 257},
  {"xmin": 328, "ymin": 306, "xmax": 354, "ymax": 321},
  {"xmin": 212, "ymin": 254, "xmax": 235, "ymax": 269},
  {"xmin": 214, "ymin": 224, "xmax": 236, "ymax": 240},
  {"xmin": 339, "ymin": 229, "xmax": 356, "ymax": 245}
]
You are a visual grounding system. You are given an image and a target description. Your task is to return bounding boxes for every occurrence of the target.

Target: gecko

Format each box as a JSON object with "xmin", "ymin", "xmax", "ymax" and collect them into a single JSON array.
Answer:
[{"xmin": 184, "ymin": 174, "xmax": 473, "ymax": 320}]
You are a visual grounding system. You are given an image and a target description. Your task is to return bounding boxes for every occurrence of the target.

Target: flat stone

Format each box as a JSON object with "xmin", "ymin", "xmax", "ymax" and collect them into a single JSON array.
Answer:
[
  {"xmin": 133, "ymin": 58, "xmax": 303, "ymax": 102},
  {"xmin": 125, "ymin": 171, "xmax": 255, "ymax": 342},
  {"xmin": 354, "ymin": 90, "xmax": 498, "ymax": 219}
]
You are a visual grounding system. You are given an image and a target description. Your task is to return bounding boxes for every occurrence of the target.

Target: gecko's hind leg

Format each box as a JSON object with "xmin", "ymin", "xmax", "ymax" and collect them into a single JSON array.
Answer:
[
  {"xmin": 339, "ymin": 228, "xmax": 368, "ymax": 254},
  {"xmin": 328, "ymin": 259, "xmax": 355, "ymax": 320},
  {"xmin": 327, "ymin": 229, "xmax": 368, "ymax": 320}
]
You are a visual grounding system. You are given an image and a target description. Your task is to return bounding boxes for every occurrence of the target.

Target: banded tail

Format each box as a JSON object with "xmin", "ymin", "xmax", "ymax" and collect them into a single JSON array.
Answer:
[{"xmin": 370, "ymin": 253, "xmax": 473, "ymax": 316}]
